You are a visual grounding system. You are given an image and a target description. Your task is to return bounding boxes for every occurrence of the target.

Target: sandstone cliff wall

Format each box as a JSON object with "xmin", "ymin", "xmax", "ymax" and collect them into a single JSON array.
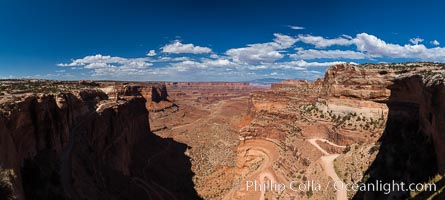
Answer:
[
  {"xmin": 386, "ymin": 75, "xmax": 445, "ymax": 174},
  {"xmin": 323, "ymin": 64, "xmax": 445, "ymax": 174},
  {"xmin": 0, "ymin": 88, "xmax": 199, "ymax": 200}
]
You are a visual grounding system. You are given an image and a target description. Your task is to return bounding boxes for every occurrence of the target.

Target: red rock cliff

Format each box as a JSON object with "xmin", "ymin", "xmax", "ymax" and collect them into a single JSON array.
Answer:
[{"xmin": 0, "ymin": 88, "xmax": 200, "ymax": 199}]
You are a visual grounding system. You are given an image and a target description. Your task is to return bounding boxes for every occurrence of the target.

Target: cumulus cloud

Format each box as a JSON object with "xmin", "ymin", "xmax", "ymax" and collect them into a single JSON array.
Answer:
[
  {"xmin": 150, "ymin": 56, "xmax": 190, "ymax": 62},
  {"xmin": 161, "ymin": 40, "xmax": 212, "ymax": 54},
  {"xmin": 297, "ymin": 34, "xmax": 354, "ymax": 48},
  {"xmin": 352, "ymin": 33, "xmax": 445, "ymax": 61},
  {"xmin": 226, "ymin": 33, "xmax": 298, "ymax": 64},
  {"xmin": 58, "ymin": 54, "xmax": 133, "ymax": 67},
  {"xmin": 289, "ymin": 25, "xmax": 305, "ymax": 30},
  {"xmin": 431, "ymin": 40, "xmax": 440, "ymax": 46},
  {"xmin": 168, "ymin": 58, "xmax": 237, "ymax": 72},
  {"xmin": 57, "ymin": 54, "xmax": 153, "ymax": 77},
  {"xmin": 341, "ymin": 34, "xmax": 353, "ymax": 39},
  {"xmin": 297, "ymin": 33, "xmax": 445, "ymax": 62},
  {"xmin": 290, "ymin": 49, "xmax": 367, "ymax": 60},
  {"xmin": 285, "ymin": 60, "xmax": 349, "ymax": 68},
  {"xmin": 147, "ymin": 50, "xmax": 157, "ymax": 56},
  {"xmin": 270, "ymin": 72, "xmax": 284, "ymax": 76},
  {"xmin": 409, "ymin": 37, "xmax": 424, "ymax": 45},
  {"xmin": 56, "ymin": 32, "xmax": 445, "ymax": 81},
  {"xmin": 247, "ymin": 65, "xmax": 268, "ymax": 70},
  {"xmin": 163, "ymin": 56, "xmax": 344, "ymax": 81},
  {"xmin": 161, "ymin": 58, "xmax": 250, "ymax": 81},
  {"xmin": 210, "ymin": 53, "xmax": 219, "ymax": 58}
]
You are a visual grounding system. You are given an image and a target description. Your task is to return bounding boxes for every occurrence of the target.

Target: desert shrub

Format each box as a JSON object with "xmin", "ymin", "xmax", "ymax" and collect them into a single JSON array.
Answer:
[
  {"xmin": 0, "ymin": 167, "xmax": 13, "ymax": 200},
  {"xmin": 343, "ymin": 145, "xmax": 351, "ymax": 154},
  {"xmin": 369, "ymin": 143, "xmax": 381, "ymax": 154}
]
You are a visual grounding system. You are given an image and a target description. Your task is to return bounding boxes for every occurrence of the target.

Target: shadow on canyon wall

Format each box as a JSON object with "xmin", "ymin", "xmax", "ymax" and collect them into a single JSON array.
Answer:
[
  {"xmin": 13, "ymin": 94, "xmax": 201, "ymax": 200},
  {"xmin": 129, "ymin": 133, "xmax": 203, "ymax": 200},
  {"xmin": 20, "ymin": 131, "xmax": 201, "ymax": 200},
  {"xmin": 353, "ymin": 76, "xmax": 440, "ymax": 200}
]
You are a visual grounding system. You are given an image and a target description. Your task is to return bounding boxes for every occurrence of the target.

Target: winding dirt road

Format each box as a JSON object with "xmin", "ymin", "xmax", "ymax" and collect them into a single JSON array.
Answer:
[
  {"xmin": 170, "ymin": 118, "xmax": 202, "ymax": 130},
  {"xmin": 222, "ymin": 139, "xmax": 281, "ymax": 200},
  {"xmin": 258, "ymin": 171, "xmax": 277, "ymax": 200},
  {"xmin": 170, "ymin": 99, "xmax": 227, "ymax": 131},
  {"xmin": 308, "ymin": 138, "xmax": 347, "ymax": 200}
]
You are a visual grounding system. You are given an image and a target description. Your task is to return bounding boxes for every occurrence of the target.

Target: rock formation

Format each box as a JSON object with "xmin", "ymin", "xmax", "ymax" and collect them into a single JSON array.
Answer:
[
  {"xmin": 227, "ymin": 62, "xmax": 445, "ymax": 200},
  {"xmin": 270, "ymin": 79, "xmax": 310, "ymax": 90},
  {"xmin": 0, "ymin": 85, "xmax": 200, "ymax": 200}
]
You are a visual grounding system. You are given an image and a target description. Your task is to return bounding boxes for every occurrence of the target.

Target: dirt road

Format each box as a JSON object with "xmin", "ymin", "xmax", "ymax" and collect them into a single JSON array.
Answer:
[
  {"xmin": 222, "ymin": 139, "xmax": 281, "ymax": 200},
  {"xmin": 308, "ymin": 138, "xmax": 347, "ymax": 200}
]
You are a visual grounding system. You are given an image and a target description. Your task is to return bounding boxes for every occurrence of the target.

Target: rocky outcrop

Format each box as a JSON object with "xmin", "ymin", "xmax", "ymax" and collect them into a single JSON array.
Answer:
[
  {"xmin": 271, "ymin": 79, "xmax": 310, "ymax": 90},
  {"xmin": 118, "ymin": 85, "xmax": 143, "ymax": 96},
  {"xmin": 78, "ymin": 80, "xmax": 99, "ymax": 87},
  {"xmin": 0, "ymin": 89, "xmax": 200, "ymax": 200},
  {"xmin": 141, "ymin": 84, "xmax": 176, "ymax": 111},
  {"xmin": 315, "ymin": 63, "xmax": 445, "ymax": 199},
  {"xmin": 322, "ymin": 64, "xmax": 393, "ymax": 101},
  {"xmin": 234, "ymin": 62, "xmax": 445, "ymax": 199},
  {"xmin": 137, "ymin": 85, "xmax": 178, "ymax": 132},
  {"xmin": 387, "ymin": 74, "xmax": 445, "ymax": 173},
  {"xmin": 149, "ymin": 84, "xmax": 169, "ymax": 103},
  {"xmin": 322, "ymin": 63, "xmax": 445, "ymax": 172},
  {"xmin": 0, "ymin": 90, "xmax": 107, "ymax": 199},
  {"xmin": 354, "ymin": 73, "xmax": 445, "ymax": 199}
]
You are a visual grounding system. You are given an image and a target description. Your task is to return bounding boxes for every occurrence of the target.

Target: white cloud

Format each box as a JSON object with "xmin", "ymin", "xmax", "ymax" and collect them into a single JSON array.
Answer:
[
  {"xmin": 147, "ymin": 50, "xmax": 157, "ymax": 56},
  {"xmin": 290, "ymin": 49, "xmax": 367, "ymax": 60},
  {"xmin": 58, "ymin": 54, "xmax": 130, "ymax": 67},
  {"xmin": 297, "ymin": 34, "xmax": 354, "ymax": 48},
  {"xmin": 353, "ymin": 33, "xmax": 443, "ymax": 60},
  {"xmin": 149, "ymin": 56, "xmax": 190, "ymax": 62},
  {"xmin": 431, "ymin": 40, "xmax": 440, "ymax": 46},
  {"xmin": 341, "ymin": 34, "xmax": 353, "ymax": 39},
  {"xmin": 226, "ymin": 33, "xmax": 298, "ymax": 64},
  {"xmin": 247, "ymin": 65, "xmax": 268, "ymax": 70},
  {"xmin": 409, "ymin": 37, "xmax": 424, "ymax": 45},
  {"xmin": 286, "ymin": 60, "xmax": 348, "ymax": 68},
  {"xmin": 270, "ymin": 72, "xmax": 282, "ymax": 76},
  {"xmin": 297, "ymin": 33, "xmax": 445, "ymax": 62},
  {"xmin": 242, "ymin": 60, "xmax": 347, "ymax": 71},
  {"xmin": 289, "ymin": 25, "xmax": 305, "ymax": 30},
  {"xmin": 226, "ymin": 45, "xmax": 283, "ymax": 64},
  {"xmin": 161, "ymin": 40, "xmax": 212, "ymax": 54},
  {"xmin": 169, "ymin": 58, "xmax": 237, "ymax": 71},
  {"xmin": 57, "ymin": 54, "xmax": 153, "ymax": 77},
  {"xmin": 203, "ymin": 58, "xmax": 232, "ymax": 66},
  {"xmin": 164, "ymin": 57, "xmax": 343, "ymax": 81},
  {"xmin": 0, "ymin": 75, "xmax": 15, "ymax": 79},
  {"xmin": 274, "ymin": 33, "xmax": 298, "ymax": 47},
  {"xmin": 55, "ymin": 32, "xmax": 445, "ymax": 81}
]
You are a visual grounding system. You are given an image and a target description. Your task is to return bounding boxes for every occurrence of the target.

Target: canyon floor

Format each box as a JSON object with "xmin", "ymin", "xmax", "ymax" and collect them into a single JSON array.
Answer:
[
  {"xmin": 145, "ymin": 80, "xmax": 384, "ymax": 200},
  {"xmin": 150, "ymin": 83, "xmax": 257, "ymax": 199}
]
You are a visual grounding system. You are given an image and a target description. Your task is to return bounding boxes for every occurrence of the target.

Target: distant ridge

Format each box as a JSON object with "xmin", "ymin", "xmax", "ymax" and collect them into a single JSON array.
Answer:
[{"xmin": 248, "ymin": 78, "xmax": 286, "ymax": 84}]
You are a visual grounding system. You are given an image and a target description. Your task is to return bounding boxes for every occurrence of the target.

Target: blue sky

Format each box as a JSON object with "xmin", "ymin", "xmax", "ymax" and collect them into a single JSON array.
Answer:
[{"xmin": 1, "ymin": 0, "xmax": 445, "ymax": 81}]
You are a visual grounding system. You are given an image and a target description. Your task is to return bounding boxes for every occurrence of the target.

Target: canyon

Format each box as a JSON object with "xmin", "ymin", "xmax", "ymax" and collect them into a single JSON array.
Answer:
[{"xmin": 1, "ymin": 62, "xmax": 445, "ymax": 200}]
